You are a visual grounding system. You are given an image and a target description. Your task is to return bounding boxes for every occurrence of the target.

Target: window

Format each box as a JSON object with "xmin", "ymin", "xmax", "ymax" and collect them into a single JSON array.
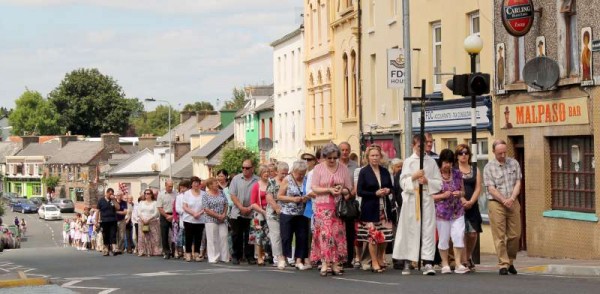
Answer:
[
  {"xmin": 16, "ymin": 164, "xmax": 23, "ymax": 175},
  {"xmin": 32, "ymin": 184, "xmax": 41, "ymax": 196},
  {"xmin": 343, "ymin": 53, "xmax": 349, "ymax": 117},
  {"xmin": 432, "ymin": 22, "xmax": 442, "ymax": 90},
  {"xmin": 317, "ymin": 1, "xmax": 322, "ymax": 44},
  {"xmin": 469, "ymin": 12, "xmax": 481, "ymax": 72},
  {"xmin": 268, "ymin": 118, "xmax": 273, "ymax": 139},
  {"xmin": 351, "ymin": 50, "xmax": 357, "ymax": 118},
  {"xmin": 550, "ymin": 136, "xmax": 594, "ymax": 213},
  {"xmin": 444, "ymin": 138, "xmax": 458, "ymax": 150}
]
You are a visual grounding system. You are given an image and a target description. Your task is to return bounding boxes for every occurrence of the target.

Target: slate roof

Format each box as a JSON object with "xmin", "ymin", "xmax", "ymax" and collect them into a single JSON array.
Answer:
[
  {"xmin": 46, "ymin": 141, "xmax": 104, "ymax": 164},
  {"xmin": 160, "ymin": 146, "xmax": 196, "ymax": 178},
  {"xmin": 246, "ymin": 85, "xmax": 274, "ymax": 97},
  {"xmin": 191, "ymin": 124, "xmax": 234, "ymax": 159},
  {"xmin": 0, "ymin": 142, "xmax": 21, "ymax": 162},
  {"xmin": 206, "ymin": 148, "xmax": 224, "ymax": 166},
  {"xmin": 254, "ymin": 96, "xmax": 274, "ymax": 113},
  {"xmin": 109, "ymin": 149, "xmax": 157, "ymax": 176},
  {"xmin": 270, "ymin": 27, "xmax": 302, "ymax": 47},
  {"xmin": 16, "ymin": 141, "xmax": 60, "ymax": 157},
  {"xmin": 157, "ymin": 114, "xmax": 220, "ymax": 143}
]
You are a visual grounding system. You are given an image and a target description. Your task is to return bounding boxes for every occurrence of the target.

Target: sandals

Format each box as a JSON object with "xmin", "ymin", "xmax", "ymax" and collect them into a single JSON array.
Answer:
[{"xmin": 371, "ymin": 267, "xmax": 384, "ymax": 273}]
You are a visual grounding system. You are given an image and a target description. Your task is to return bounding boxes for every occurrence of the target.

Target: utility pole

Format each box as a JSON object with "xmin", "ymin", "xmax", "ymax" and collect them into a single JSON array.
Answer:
[{"xmin": 402, "ymin": 0, "xmax": 413, "ymax": 158}]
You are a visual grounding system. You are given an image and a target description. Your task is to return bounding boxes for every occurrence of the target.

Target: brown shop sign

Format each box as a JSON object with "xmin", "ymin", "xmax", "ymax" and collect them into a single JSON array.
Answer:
[
  {"xmin": 501, "ymin": 0, "xmax": 534, "ymax": 37},
  {"xmin": 504, "ymin": 98, "xmax": 589, "ymax": 128}
]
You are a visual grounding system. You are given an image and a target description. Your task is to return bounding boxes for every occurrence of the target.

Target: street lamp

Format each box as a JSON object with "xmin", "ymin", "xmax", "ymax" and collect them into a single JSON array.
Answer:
[
  {"xmin": 464, "ymin": 34, "xmax": 483, "ymax": 174},
  {"xmin": 145, "ymin": 98, "xmax": 172, "ymax": 180}
]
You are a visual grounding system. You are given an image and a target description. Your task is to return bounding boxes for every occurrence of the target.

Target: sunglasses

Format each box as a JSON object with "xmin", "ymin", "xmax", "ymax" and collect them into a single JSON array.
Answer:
[
  {"xmin": 302, "ymin": 157, "xmax": 315, "ymax": 161},
  {"xmin": 144, "ymin": 192, "xmax": 153, "ymax": 195},
  {"xmin": 242, "ymin": 166, "xmax": 253, "ymax": 170},
  {"xmin": 327, "ymin": 157, "xmax": 338, "ymax": 160},
  {"xmin": 457, "ymin": 151, "xmax": 469, "ymax": 156}
]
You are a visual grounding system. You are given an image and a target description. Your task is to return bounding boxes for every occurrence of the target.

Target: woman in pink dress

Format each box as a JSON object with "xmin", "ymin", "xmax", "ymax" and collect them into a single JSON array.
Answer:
[
  {"xmin": 250, "ymin": 165, "xmax": 270, "ymax": 266},
  {"xmin": 310, "ymin": 143, "xmax": 353, "ymax": 276}
]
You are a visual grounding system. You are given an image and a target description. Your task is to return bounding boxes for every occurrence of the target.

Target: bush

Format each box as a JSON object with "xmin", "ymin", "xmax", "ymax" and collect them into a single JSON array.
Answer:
[{"xmin": 215, "ymin": 147, "xmax": 259, "ymax": 175}]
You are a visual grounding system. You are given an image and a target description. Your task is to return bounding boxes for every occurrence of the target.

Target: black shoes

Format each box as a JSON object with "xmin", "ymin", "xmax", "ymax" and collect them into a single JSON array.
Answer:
[
  {"xmin": 508, "ymin": 265, "xmax": 518, "ymax": 274},
  {"xmin": 163, "ymin": 253, "xmax": 170, "ymax": 260},
  {"xmin": 247, "ymin": 259, "xmax": 257, "ymax": 265},
  {"xmin": 231, "ymin": 258, "xmax": 240, "ymax": 265},
  {"xmin": 499, "ymin": 268, "xmax": 509, "ymax": 275}
]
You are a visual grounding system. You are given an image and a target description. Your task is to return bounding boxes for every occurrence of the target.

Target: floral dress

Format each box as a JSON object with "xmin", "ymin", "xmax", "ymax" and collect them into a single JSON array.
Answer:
[{"xmin": 249, "ymin": 183, "xmax": 269, "ymax": 247}]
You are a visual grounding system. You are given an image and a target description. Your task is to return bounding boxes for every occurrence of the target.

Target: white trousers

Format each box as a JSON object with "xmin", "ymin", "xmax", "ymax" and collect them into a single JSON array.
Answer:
[
  {"xmin": 436, "ymin": 216, "xmax": 465, "ymax": 250},
  {"xmin": 266, "ymin": 218, "xmax": 283, "ymax": 257},
  {"xmin": 205, "ymin": 223, "xmax": 230, "ymax": 263}
]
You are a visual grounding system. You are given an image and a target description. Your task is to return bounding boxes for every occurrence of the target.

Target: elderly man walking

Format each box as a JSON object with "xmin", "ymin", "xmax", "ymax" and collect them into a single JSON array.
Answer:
[
  {"xmin": 484, "ymin": 139, "xmax": 522, "ymax": 275},
  {"xmin": 157, "ymin": 180, "xmax": 177, "ymax": 259},
  {"xmin": 229, "ymin": 159, "xmax": 259, "ymax": 265}
]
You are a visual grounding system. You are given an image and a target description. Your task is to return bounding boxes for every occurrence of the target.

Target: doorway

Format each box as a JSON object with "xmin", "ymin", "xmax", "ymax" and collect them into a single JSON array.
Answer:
[{"xmin": 511, "ymin": 136, "xmax": 527, "ymax": 251}]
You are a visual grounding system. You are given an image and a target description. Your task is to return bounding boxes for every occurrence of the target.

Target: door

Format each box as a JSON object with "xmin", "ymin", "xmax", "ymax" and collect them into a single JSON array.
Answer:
[{"xmin": 512, "ymin": 136, "xmax": 527, "ymax": 251}]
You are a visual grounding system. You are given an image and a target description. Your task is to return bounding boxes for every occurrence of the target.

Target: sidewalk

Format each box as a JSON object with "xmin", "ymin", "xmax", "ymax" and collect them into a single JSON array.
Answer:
[{"xmin": 477, "ymin": 252, "xmax": 600, "ymax": 277}]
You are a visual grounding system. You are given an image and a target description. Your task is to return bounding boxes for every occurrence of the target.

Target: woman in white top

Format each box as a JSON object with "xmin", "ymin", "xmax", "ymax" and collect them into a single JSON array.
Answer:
[
  {"xmin": 137, "ymin": 189, "xmax": 162, "ymax": 257},
  {"xmin": 183, "ymin": 176, "xmax": 205, "ymax": 262}
]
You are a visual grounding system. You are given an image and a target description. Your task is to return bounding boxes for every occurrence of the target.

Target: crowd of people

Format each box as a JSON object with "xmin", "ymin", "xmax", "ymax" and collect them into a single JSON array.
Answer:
[{"xmin": 72, "ymin": 134, "xmax": 521, "ymax": 277}]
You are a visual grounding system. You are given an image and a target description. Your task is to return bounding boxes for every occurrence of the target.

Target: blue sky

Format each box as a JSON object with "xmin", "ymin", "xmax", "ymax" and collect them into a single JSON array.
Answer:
[{"xmin": 0, "ymin": 0, "xmax": 302, "ymax": 110}]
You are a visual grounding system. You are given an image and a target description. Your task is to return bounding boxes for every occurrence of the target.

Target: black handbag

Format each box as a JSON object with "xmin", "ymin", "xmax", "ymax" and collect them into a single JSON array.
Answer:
[{"xmin": 336, "ymin": 198, "xmax": 360, "ymax": 219}]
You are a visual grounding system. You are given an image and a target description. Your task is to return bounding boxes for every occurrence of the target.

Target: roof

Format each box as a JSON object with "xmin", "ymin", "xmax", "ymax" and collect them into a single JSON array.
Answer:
[
  {"xmin": 0, "ymin": 142, "xmax": 21, "ymax": 162},
  {"xmin": 157, "ymin": 114, "xmax": 220, "ymax": 143},
  {"xmin": 270, "ymin": 27, "xmax": 302, "ymax": 47},
  {"xmin": 108, "ymin": 153, "xmax": 134, "ymax": 166},
  {"xmin": 121, "ymin": 145, "xmax": 139, "ymax": 154},
  {"xmin": 16, "ymin": 141, "xmax": 60, "ymax": 157},
  {"xmin": 246, "ymin": 85, "xmax": 274, "ymax": 97},
  {"xmin": 46, "ymin": 141, "xmax": 104, "ymax": 164},
  {"xmin": 109, "ymin": 149, "xmax": 156, "ymax": 176},
  {"xmin": 254, "ymin": 96, "xmax": 274, "ymax": 113},
  {"xmin": 191, "ymin": 124, "xmax": 234, "ymax": 158},
  {"xmin": 206, "ymin": 148, "xmax": 224, "ymax": 166},
  {"xmin": 160, "ymin": 146, "xmax": 195, "ymax": 178}
]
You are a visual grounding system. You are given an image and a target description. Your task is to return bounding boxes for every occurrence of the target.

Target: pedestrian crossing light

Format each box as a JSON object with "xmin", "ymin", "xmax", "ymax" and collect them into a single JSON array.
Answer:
[{"xmin": 446, "ymin": 73, "xmax": 490, "ymax": 96}]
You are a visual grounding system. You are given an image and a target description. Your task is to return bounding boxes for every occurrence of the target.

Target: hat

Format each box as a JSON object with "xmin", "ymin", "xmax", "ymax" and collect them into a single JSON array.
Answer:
[{"xmin": 300, "ymin": 152, "xmax": 316, "ymax": 160}]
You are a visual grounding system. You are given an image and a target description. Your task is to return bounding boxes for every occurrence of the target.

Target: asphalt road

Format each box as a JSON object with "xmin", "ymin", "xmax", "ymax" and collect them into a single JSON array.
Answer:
[{"xmin": 2, "ymin": 208, "xmax": 600, "ymax": 294}]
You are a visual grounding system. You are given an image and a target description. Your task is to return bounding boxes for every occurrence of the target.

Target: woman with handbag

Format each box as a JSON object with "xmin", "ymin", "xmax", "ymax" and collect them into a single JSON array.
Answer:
[
  {"xmin": 137, "ymin": 189, "xmax": 162, "ymax": 257},
  {"xmin": 250, "ymin": 165, "xmax": 270, "ymax": 266},
  {"xmin": 309, "ymin": 143, "xmax": 352, "ymax": 277},
  {"xmin": 357, "ymin": 145, "xmax": 395, "ymax": 273},
  {"xmin": 277, "ymin": 160, "xmax": 310, "ymax": 270}
]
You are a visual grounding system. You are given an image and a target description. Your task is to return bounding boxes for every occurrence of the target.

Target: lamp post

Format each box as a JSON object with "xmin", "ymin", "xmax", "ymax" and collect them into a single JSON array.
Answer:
[
  {"xmin": 145, "ymin": 98, "xmax": 172, "ymax": 180},
  {"xmin": 464, "ymin": 34, "xmax": 483, "ymax": 265},
  {"xmin": 464, "ymin": 34, "xmax": 483, "ymax": 177}
]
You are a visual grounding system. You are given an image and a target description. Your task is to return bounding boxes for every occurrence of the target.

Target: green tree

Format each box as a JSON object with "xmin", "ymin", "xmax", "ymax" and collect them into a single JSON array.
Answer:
[
  {"xmin": 183, "ymin": 101, "xmax": 214, "ymax": 112},
  {"xmin": 222, "ymin": 87, "xmax": 246, "ymax": 110},
  {"xmin": 8, "ymin": 90, "xmax": 63, "ymax": 135},
  {"xmin": 48, "ymin": 68, "xmax": 135, "ymax": 137},
  {"xmin": 42, "ymin": 175, "xmax": 61, "ymax": 190},
  {"xmin": 131, "ymin": 105, "xmax": 179, "ymax": 136},
  {"xmin": 215, "ymin": 146, "xmax": 258, "ymax": 175}
]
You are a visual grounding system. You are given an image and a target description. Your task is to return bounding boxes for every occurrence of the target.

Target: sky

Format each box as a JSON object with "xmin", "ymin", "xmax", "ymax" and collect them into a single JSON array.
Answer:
[{"xmin": 0, "ymin": 0, "xmax": 302, "ymax": 110}]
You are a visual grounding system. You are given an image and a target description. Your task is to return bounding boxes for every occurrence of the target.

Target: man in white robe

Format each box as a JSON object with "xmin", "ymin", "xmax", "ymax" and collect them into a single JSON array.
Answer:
[{"xmin": 392, "ymin": 135, "xmax": 442, "ymax": 275}]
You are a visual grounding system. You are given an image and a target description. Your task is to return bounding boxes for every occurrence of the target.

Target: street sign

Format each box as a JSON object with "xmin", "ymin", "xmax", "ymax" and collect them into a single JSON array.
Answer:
[
  {"xmin": 387, "ymin": 48, "xmax": 405, "ymax": 89},
  {"xmin": 592, "ymin": 39, "xmax": 600, "ymax": 52},
  {"xmin": 501, "ymin": 0, "xmax": 534, "ymax": 37}
]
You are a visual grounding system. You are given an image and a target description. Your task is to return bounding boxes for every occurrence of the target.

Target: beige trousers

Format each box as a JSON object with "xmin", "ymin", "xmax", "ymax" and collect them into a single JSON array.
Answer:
[{"xmin": 488, "ymin": 200, "xmax": 522, "ymax": 269}]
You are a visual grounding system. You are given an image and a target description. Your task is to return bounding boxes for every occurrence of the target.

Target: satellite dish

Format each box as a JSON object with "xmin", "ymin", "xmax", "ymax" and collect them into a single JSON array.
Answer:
[
  {"xmin": 258, "ymin": 138, "xmax": 273, "ymax": 151},
  {"xmin": 523, "ymin": 56, "xmax": 560, "ymax": 91}
]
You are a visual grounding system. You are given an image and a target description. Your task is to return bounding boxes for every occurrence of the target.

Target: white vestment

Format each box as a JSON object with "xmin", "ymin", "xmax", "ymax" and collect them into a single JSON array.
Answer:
[{"xmin": 392, "ymin": 153, "xmax": 442, "ymax": 262}]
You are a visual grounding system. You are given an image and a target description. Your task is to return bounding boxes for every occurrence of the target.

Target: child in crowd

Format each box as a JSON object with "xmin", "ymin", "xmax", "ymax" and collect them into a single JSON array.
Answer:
[
  {"xmin": 63, "ymin": 219, "xmax": 70, "ymax": 246},
  {"xmin": 73, "ymin": 216, "xmax": 82, "ymax": 250}
]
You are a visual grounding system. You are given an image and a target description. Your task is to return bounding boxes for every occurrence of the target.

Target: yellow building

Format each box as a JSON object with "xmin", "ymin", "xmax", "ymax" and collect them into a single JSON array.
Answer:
[
  {"xmin": 409, "ymin": 0, "xmax": 495, "ymax": 253},
  {"xmin": 360, "ymin": 0, "xmax": 404, "ymax": 159},
  {"xmin": 330, "ymin": 1, "xmax": 360, "ymax": 149},
  {"xmin": 304, "ymin": 0, "xmax": 335, "ymax": 150}
]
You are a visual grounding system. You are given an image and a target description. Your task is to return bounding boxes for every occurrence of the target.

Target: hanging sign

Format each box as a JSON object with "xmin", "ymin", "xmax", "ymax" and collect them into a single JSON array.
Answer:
[
  {"xmin": 501, "ymin": 0, "xmax": 534, "ymax": 37},
  {"xmin": 387, "ymin": 48, "xmax": 405, "ymax": 89}
]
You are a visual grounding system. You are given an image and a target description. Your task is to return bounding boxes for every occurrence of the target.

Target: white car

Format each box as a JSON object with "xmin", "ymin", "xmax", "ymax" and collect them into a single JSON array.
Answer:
[{"xmin": 38, "ymin": 205, "xmax": 62, "ymax": 220}]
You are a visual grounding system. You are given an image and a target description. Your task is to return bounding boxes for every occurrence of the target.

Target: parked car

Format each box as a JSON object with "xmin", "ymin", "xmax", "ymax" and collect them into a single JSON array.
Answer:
[
  {"xmin": 9, "ymin": 198, "xmax": 28, "ymax": 212},
  {"xmin": 38, "ymin": 205, "xmax": 62, "ymax": 220},
  {"xmin": 14, "ymin": 200, "xmax": 39, "ymax": 214},
  {"xmin": 50, "ymin": 198, "xmax": 75, "ymax": 213},
  {"xmin": 28, "ymin": 196, "xmax": 47, "ymax": 208}
]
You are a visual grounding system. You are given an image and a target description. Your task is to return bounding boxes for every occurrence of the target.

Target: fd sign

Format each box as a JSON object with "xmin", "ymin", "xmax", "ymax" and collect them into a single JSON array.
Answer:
[{"xmin": 501, "ymin": 0, "xmax": 534, "ymax": 37}]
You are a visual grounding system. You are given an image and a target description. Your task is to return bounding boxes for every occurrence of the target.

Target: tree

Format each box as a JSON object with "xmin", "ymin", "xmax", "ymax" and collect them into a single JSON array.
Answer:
[
  {"xmin": 183, "ymin": 101, "xmax": 214, "ymax": 112},
  {"xmin": 222, "ymin": 87, "xmax": 246, "ymax": 110},
  {"xmin": 131, "ymin": 105, "xmax": 179, "ymax": 136},
  {"xmin": 42, "ymin": 175, "xmax": 61, "ymax": 190},
  {"xmin": 215, "ymin": 146, "xmax": 258, "ymax": 175},
  {"xmin": 0, "ymin": 107, "xmax": 11, "ymax": 118},
  {"xmin": 8, "ymin": 90, "xmax": 63, "ymax": 135},
  {"xmin": 48, "ymin": 68, "xmax": 136, "ymax": 137}
]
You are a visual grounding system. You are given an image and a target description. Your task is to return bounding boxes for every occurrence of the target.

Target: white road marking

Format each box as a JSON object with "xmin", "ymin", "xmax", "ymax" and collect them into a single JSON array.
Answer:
[
  {"xmin": 333, "ymin": 277, "xmax": 399, "ymax": 286},
  {"xmin": 136, "ymin": 271, "xmax": 180, "ymax": 277},
  {"xmin": 62, "ymin": 279, "xmax": 119, "ymax": 294}
]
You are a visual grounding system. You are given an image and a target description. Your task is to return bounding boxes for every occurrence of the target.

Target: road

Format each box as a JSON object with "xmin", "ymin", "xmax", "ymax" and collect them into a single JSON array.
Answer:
[{"xmin": 2, "ymin": 208, "xmax": 600, "ymax": 294}]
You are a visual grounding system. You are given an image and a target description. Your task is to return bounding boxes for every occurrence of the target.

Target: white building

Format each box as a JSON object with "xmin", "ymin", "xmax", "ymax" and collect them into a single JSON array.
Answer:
[{"xmin": 271, "ymin": 27, "xmax": 306, "ymax": 165}]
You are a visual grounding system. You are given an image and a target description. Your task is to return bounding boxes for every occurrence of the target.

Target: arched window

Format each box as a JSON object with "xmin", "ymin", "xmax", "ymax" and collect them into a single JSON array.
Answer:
[
  {"xmin": 350, "ymin": 50, "xmax": 357, "ymax": 118},
  {"xmin": 343, "ymin": 53, "xmax": 349, "ymax": 117}
]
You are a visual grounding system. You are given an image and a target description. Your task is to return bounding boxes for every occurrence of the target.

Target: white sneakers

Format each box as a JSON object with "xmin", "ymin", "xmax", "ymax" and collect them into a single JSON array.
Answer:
[
  {"xmin": 441, "ymin": 266, "xmax": 452, "ymax": 274},
  {"xmin": 277, "ymin": 259, "xmax": 286, "ymax": 270},
  {"xmin": 454, "ymin": 265, "xmax": 470, "ymax": 274},
  {"xmin": 422, "ymin": 264, "xmax": 436, "ymax": 275}
]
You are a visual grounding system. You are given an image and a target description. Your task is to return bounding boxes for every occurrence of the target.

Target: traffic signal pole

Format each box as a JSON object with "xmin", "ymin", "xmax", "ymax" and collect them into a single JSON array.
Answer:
[
  {"xmin": 470, "ymin": 53, "xmax": 478, "ymax": 174},
  {"xmin": 402, "ymin": 0, "xmax": 413, "ymax": 159}
]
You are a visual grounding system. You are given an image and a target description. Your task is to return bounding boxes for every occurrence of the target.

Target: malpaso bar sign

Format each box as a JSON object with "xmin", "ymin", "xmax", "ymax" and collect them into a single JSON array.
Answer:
[{"xmin": 501, "ymin": 0, "xmax": 534, "ymax": 37}]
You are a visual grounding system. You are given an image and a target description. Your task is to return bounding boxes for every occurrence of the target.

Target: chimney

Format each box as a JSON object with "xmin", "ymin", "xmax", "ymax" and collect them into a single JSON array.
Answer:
[
  {"xmin": 196, "ymin": 110, "xmax": 218, "ymax": 123},
  {"xmin": 59, "ymin": 135, "xmax": 78, "ymax": 148},
  {"xmin": 21, "ymin": 135, "xmax": 39, "ymax": 150},
  {"xmin": 138, "ymin": 134, "xmax": 157, "ymax": 151},
  {"xmin": 101, "ymin": 133, "xmax": 120, "ymax": 153},
  {"xmin": 173, "ymin": 141, "xmax": 191, "ymax": 162},
  {"xmin": 180, "ymin": 111, "xmax": 194, "ymax": 124}
]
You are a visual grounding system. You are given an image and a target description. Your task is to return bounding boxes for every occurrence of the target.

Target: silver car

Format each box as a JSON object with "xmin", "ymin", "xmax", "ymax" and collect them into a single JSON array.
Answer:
[{"xmin": 50, "ymin": 199, "xmax": 75, "ymax": 213}]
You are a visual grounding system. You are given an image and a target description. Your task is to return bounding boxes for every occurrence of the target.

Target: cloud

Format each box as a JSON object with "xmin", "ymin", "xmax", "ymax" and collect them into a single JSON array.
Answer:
[{"xmin": 0, "ymin": 0, "xmax": 300, "ymax": 109}]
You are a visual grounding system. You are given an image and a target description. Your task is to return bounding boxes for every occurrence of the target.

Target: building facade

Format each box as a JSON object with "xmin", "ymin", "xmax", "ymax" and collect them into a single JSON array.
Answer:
[
  {"xmin": 271, "ymin": 27, "xmax": 306, "ymax": 165},
  {"xmin": 493, "ymin": 0, "xmax": 600, "ymax": 259},
  {"xmin": 304, "ymin": 0, "xmax": 335, "ymax": 150},
  {"xmin": 360, "ymin": 0, "xmax": 404, "ymax": 159}
]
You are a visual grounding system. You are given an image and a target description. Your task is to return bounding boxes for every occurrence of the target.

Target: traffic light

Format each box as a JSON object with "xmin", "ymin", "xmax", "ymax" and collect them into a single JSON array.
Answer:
[
  {"xmin": 446, "ymin": 73, "xmax": 490, "ymax": 96},
  {"xmin": 468, "ymin": 73, "xmax": 490, "ymax": 95},
  {"xmin": 483, "ymin": 97, "xmax": 493, "ymax": 135}
]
